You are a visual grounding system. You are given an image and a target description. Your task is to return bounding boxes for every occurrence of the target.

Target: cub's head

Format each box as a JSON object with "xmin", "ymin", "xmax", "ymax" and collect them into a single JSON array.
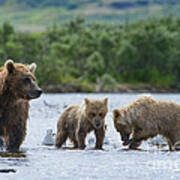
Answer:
[
  {"xmin": 4, "ymin": 59, "xmax": 42, "ymax": 100},
  {"xmin": 113, "ymin": 108, "xmax": 132, "ymax": 146},
  {"xmin": 84, "ymin": 97, "xmax": 108, "ymax": 129}
]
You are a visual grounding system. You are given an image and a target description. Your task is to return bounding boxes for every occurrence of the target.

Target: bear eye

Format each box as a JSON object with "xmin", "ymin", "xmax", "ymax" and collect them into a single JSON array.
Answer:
[
  {"xmin": 23, "ymin": 77, "xmax": 31, "ymax": 84},
  {"xmin": 99, "ymin": 113, "xmax": 103, "ymax": 117},
  {"xmin": 91, "ymin": 113, "xmax": 96, "ymax": 117}
]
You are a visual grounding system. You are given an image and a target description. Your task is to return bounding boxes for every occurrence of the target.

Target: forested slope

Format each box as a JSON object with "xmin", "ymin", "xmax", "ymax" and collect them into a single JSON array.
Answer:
[{"xmin": 0, "ymin": 17, "xmax": 180, "ymax": 92}]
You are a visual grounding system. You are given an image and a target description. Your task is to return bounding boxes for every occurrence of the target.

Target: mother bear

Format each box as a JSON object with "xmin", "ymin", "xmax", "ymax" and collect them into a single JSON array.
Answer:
[{"xmin": 0, "ymin": 60, "xmax": 42, "ymax": 151}]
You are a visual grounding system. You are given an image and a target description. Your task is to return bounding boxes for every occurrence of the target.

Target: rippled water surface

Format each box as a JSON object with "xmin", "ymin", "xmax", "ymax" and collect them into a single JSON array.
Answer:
[{"xmin": 1, "ymin": 93, "xmax": 180, "ymax": 180}]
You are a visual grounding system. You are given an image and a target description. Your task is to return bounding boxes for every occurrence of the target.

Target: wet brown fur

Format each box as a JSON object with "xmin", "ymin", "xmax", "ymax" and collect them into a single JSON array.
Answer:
[
  {"xmin": 113, "ymin": 94, "xmax": 180, "ymax": 151},
  {"xmin": 0, "ymin": 60, "xmax": 41, "ymax": 151},
  {"xmin": 55, "ymin": 97, "xmax": 108, "ymax": 149}
]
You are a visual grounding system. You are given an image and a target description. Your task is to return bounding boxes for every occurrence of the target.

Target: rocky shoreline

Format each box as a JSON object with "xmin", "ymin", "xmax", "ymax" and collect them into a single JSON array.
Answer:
[{"xmin": 41, "ymin": 83, "xmax": 180, "ymax": 93}]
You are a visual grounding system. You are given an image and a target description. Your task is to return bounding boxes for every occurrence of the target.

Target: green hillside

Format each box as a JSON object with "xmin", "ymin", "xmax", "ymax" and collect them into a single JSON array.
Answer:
[
  {"xmin": 1, "ymin": 16, "xmax": 180, "ymax": 92},
  {"xmin": 0, "ymin": 0, "xmax": 180, "ymax": 29}
]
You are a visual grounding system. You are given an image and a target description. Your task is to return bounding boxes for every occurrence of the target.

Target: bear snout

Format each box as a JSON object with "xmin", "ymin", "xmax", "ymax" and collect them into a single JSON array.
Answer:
[
  {"xmin": 36, "ymin": 88, "xmax": 43, "ymax": 96},
  {"xmin": 121, "ymin": 134, "xmax": 130, "ymax": 145},
  {"xmin": 94, "ymin": 119, "xmax": 101, "ymax": 128},
  {"xmin": 28, "ymin": 88, "xmax": 43, "ymax": 99}
]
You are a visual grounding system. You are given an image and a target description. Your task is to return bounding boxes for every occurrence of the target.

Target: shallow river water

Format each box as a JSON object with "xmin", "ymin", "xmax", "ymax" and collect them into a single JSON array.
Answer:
[{"xmin": 1, "ymin": 93, "xmax": 180, "ymax": 180}]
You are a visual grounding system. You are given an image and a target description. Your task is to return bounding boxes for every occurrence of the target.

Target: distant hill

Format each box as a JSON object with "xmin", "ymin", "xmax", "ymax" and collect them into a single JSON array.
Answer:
[
  {"xmin": 1, "ymin": 0, "xmax": 179, "ymax": 8},
  {"xmin": 0, "ymin": 0, "xmax": 180, "ymax": 30}
]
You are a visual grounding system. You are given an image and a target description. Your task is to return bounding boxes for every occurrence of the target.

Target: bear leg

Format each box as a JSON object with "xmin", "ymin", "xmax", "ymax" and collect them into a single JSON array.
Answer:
[
  {"xmin": 76, "ymin": 129, "xmax": 86, "ymax": 149},
  {"xmin": 129, "ymin": 140, "xmax": 142, "ymax": 149},
  {"xmin": 95, "ymin": 126, "xmax": 105, "ymax": 149},
  {"xmin": 55, "ymin": 130, "xmax": 68, "ymax": 148},
  {"xmin": 6, "ymin": 125, "xmax": 26, "ymax": 152}
]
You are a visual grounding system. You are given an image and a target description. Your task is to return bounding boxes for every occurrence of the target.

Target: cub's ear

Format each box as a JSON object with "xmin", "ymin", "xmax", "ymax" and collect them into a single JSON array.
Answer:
[
  {"xmin": 5, "ymin": 59, "xmax": 15, "ymax": 74},
  {"xmin": 103, "ymin": 97, "xmax": 108, "ymax": 105},
  {"xmin": 84, "ymin": 98, "xmax": 90, "ymax": 105},
  {"xmin": 113, "ymin": 109, "xmax": 120, "ymax": 118},
  {"xmin": 29, "ymin": 63, "xmax": 37, "ymax": 74}
]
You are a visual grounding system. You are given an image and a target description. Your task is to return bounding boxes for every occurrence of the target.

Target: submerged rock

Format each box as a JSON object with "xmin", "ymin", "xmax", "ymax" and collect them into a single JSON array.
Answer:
[
  {"xmin": 0, "ymin": 152, "xmax": 26, "ymax": 158},
  {"xmin": 174, "ymin": 141, "xmax": 180, "ymax": 150},
  {"xmin": 0, "ymin": 169, "xmax": 16, "ymax": 173},
  {"xmin": 88, "ymin": 137, "xmax": 110, "ymax": 145},
  {"xmin": 103, "ymin": 137, "xmax": 110, "ymax": 145},
  {"xmin": 88, "ymin": 137, "xmax": 95, "ymax": 145},
  {"xmin": 148, "ymin": 135, "xmax": 167, "ymax": 147}
]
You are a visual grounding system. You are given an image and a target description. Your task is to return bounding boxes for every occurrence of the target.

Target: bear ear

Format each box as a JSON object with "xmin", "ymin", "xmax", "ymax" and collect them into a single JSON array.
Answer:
[
  {"xmin": 103, "ymin": 97, "xmax": 108, "ymax": 105},
  {"xmin": 5, "ymin": 59, "xmax": 15, "ymax": 74},
  {"xmin": 113, "ymin": 109, "xmax": 120, "ymax": 118},
  {"xmin": 29, "ymin": 63, "xmax": 37, "ymax": 74},
  {"xmin": 84, "ymin": 98, "xmax": 90, "ymax": 105}
]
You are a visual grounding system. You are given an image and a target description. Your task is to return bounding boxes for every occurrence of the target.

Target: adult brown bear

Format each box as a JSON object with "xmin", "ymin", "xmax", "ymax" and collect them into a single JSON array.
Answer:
[{"xmin": 0, "ymin": 60, "xmax": 42, "ymax": 151}]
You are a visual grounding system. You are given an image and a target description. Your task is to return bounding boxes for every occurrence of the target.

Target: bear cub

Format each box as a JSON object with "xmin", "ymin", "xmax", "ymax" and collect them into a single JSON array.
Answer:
[
  {"xmin": 113, "ymin": 94, "xmax": 180, "ymax": 151},
  {"xmin": 56, "ymin": 97, "xmax": 108, "ymax": 149}
]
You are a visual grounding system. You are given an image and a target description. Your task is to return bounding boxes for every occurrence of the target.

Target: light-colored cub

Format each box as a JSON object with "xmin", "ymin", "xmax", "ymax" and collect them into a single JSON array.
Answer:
[
  {"xmin": 56, "ymin": 97, "xmax": 108, "ymax": 149},
  {"xmin": 113, "ymin": 94, "xmax": 180, "ymax": 151}
]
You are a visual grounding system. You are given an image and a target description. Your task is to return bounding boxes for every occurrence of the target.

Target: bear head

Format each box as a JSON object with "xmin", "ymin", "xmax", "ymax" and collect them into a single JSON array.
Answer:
[
  {"xmin": 113, "ymin": 108, "xmax": 132, "ymax": 146},
  {"xmin": 84, "ymin": 97, "xmax": 108, "ymax": 129},
  {"xmin": 4, "ymin": 59, "xmax": 42, "ymax": 100}
]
